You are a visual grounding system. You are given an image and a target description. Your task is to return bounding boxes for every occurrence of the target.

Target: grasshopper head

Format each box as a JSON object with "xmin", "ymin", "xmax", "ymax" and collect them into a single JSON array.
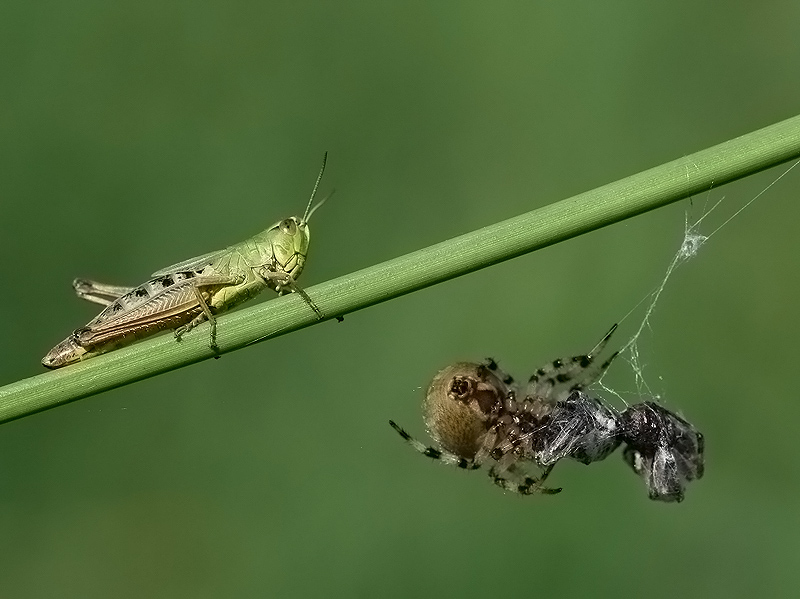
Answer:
[
  {"xmin": 264, "ymin": 152, "xmax": 330, "ymax": 280},
  {"xmin": 268, "ymin": 216, "xmax": 312, "ymax": 278}
]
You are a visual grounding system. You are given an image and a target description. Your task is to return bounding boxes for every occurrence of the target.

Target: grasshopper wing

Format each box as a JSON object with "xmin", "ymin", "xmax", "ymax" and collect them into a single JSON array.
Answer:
[
  {"xmin": 151, "ymin": 249, "xmax": 228, "ymax": 277},
  {"xmin": 77, "ymin": 280, "xmax": 206, "ymax": 342}
]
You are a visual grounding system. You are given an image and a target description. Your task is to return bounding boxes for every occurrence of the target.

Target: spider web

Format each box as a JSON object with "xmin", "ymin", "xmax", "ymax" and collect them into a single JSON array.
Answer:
[{"xmin": 596, "ymin": 158, "xmax": 800, "ymax": 405}]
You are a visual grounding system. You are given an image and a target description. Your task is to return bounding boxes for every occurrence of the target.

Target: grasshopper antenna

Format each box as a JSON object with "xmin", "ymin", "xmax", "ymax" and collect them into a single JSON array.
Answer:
[
  {"xmin": 301, "ymin": 151, "xmax": 328, "ymax": 225},
  {"xmin": 306, "ymin": 189, "xmax": 335, "ymax": 223}
]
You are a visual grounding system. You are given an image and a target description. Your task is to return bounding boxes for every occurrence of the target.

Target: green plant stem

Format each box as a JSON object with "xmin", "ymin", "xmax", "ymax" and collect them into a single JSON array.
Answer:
[{"xmin": 2, "ymin": 114, "xmax": 800, "ymax": 425}]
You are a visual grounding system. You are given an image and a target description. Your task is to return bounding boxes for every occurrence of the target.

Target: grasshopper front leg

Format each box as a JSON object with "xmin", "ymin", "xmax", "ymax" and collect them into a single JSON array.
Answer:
[{"xmin": 261, "ymin": 270, "xmax": 323, "ymax": 320}]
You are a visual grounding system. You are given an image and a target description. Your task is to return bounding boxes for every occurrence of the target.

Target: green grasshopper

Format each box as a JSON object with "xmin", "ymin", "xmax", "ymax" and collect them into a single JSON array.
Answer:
[{"xmin": 42, "ymin": 154, "xmax": 330, "ymax": 369}]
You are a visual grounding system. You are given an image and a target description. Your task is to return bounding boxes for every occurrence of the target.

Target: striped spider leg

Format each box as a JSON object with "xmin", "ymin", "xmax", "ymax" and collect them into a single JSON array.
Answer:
[{"xmin": 524, "ymin": 324, "xmax": 620, "ymax": 406}]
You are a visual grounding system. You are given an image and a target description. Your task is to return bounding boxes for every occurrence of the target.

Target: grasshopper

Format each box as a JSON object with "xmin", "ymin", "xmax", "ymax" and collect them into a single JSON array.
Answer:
[{"xmin": 42, "ymin": 154, "xmax": 331, "ymax": 369}]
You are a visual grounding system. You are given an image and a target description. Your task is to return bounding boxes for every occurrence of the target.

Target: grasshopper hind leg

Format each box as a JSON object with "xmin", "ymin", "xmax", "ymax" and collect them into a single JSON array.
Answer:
[
  {"xmin": 73, "ymin": 278, "xmax": 135, "ymax": 306},
  {"xmin": 170, "ymin": 274, "xmax": 241, "ymax": 352},
  {"xmin": 174, "ymin": 287, "xmax": 219, "ymax": 352},
  {"xmin": 172, "ymin": 282, "xmax": 236, "ymax": 355}
]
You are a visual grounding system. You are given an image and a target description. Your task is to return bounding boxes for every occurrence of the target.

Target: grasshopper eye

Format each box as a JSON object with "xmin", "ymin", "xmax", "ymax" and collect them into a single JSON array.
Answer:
[{"xmin": 280, "ymin": 219, "xmax": 297, "ymax": 235}]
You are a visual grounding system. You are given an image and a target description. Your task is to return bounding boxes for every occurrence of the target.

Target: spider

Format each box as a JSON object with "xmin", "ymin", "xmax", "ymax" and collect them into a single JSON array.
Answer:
[{"xmin": 389, "ymin": 325, "xmax": 705, "ymax": 502}]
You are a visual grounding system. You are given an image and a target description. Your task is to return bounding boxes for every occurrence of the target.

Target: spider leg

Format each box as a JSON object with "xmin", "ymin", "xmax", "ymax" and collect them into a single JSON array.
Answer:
[
  {"xmin": 526, "ymin": 324, "xmax": 620, "ymax": 401},
  {"xmin": 389, "ymin": 420, "xmax": 479, "ymax": 470},
  {"xmin": 490, "ymin": 419, "xmax": 548, "ymax": 463},
  {"xmin": 488, "ymin": 463, "xmax": 562, "ymax": 495},
  {"xmin": 483, "ymin": 357, "xmax": 515, "ymax": 386}
]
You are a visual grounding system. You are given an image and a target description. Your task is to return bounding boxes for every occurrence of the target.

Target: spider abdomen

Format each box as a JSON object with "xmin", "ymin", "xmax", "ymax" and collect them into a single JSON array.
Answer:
[{"xmin": 423, "ymin": 362, "xmax": 507, "ymax": 460}]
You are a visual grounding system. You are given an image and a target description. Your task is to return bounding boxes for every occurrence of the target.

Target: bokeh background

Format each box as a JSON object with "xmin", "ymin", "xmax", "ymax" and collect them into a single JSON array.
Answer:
[{"xmin": 2, "ymin": 2, "xmax": 799, "ymax": 598}]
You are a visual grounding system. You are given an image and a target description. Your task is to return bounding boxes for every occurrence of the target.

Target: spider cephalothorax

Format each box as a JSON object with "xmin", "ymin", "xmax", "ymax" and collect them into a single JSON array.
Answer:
[{"xmin": 389, "ymin": 326, "xmax": 705, "ymax": 502}]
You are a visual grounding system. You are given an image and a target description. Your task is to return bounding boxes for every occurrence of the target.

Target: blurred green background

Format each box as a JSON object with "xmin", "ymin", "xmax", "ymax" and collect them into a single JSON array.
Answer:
[{"xmin": 1, "ymin": 2, "xmax": 799, "ymax": 597}]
